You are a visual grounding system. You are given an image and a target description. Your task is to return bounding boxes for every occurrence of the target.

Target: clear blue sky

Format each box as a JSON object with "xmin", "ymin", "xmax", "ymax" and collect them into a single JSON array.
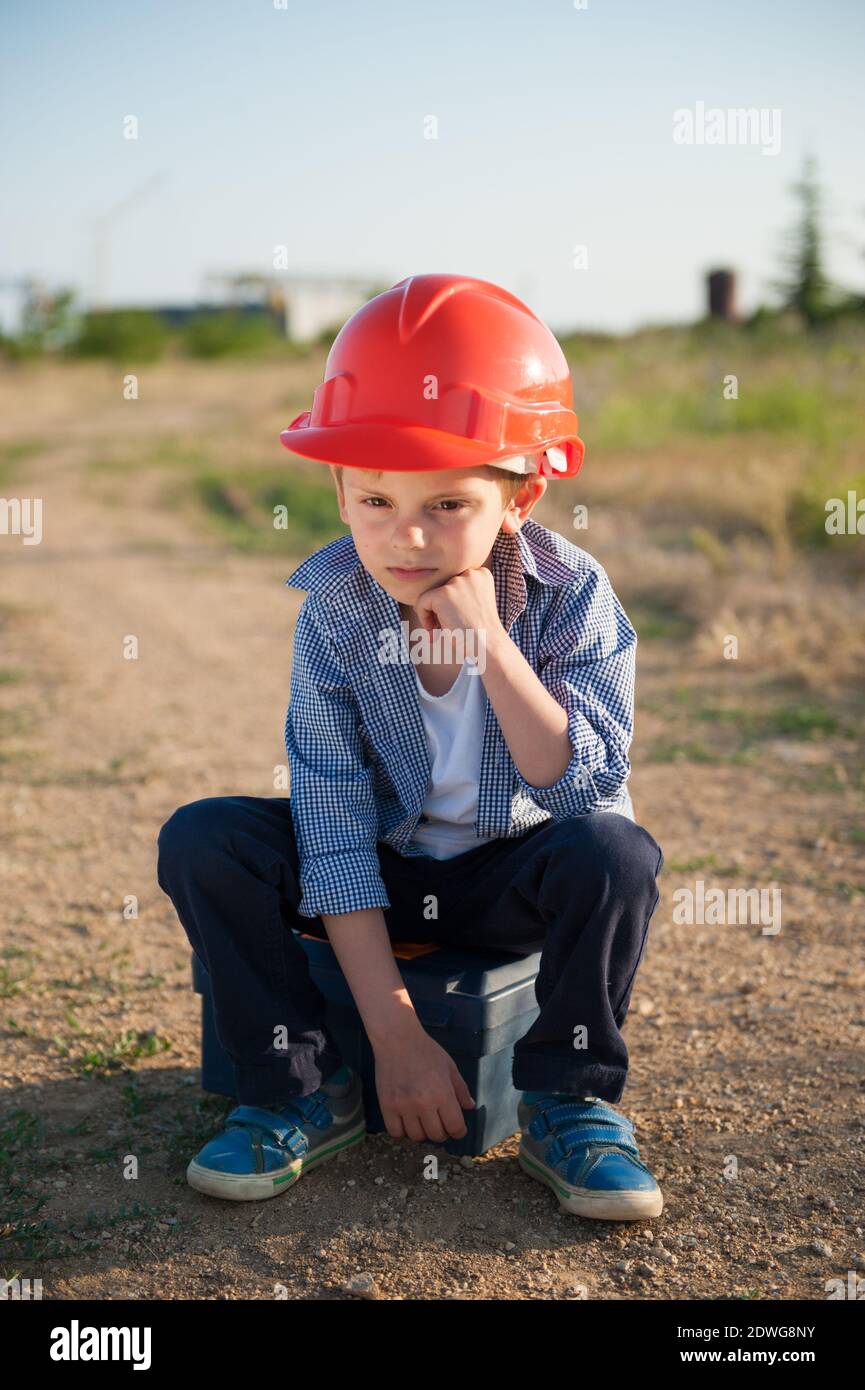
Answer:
[{"xmin": 2, "ymin": 0, "xmax": 863, "ymax": 333}]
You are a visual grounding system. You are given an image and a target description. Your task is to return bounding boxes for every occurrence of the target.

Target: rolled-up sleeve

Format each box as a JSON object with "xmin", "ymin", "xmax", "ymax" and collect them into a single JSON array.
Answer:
[
  {"xmin": 284, "ymin": 598, "xmax": 390, "ymax": 918},
  {"xmin": 512, "ymin": 566, "xmax": 636, "ymax": 818}
]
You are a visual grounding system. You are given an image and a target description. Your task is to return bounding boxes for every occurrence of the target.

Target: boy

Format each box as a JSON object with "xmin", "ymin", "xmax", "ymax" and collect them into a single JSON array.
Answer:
[{"xmin": 157, "ymin": 273, "xmax": 665, "ymax": 1221}]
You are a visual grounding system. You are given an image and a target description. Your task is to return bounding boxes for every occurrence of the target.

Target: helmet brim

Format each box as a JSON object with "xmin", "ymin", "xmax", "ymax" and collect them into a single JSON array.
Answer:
[{"xmin": 279, "ymin": 421, "xmax": 584, "ymax": 478}]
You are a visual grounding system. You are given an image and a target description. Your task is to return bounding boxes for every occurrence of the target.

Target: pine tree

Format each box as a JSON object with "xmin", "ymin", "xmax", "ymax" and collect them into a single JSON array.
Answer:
[{"xmin": 773, "ymin": 154, "xmax": 834, "ymax": 326}]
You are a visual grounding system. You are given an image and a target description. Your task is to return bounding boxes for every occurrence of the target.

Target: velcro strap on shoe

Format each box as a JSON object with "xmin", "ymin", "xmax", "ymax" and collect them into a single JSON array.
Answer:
[
  {"xmin": 530, "ymin": 1099, "xmax": 635, "ymax": 1137},
  {"xmin": 546, "ymin": 1124, "xmax": 640, "ymax": 1166},
  {"xmin": 225, "ymin": 1105, "xmax": 308, "ymax": 1153},
  {"xmin": 285, "ymin": 1092, "xmax": 334, "ymax": 1130}
]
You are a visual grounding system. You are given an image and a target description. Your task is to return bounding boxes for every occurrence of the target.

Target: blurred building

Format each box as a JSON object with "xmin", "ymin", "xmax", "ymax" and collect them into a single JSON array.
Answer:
[
  {"xmin": 705, "ymin": 268, "xmax": 738, "ymax": 322},
  {"xmin": 201, "ymin": 271, "xmax": 382, "ymax": 343}
]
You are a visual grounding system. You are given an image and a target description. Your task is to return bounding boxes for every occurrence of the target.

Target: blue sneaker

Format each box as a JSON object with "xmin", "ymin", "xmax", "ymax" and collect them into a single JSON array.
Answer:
[
  {"xmin": 517, "ymin": 1092, "xmax": 663, "ymax": 1221},
  {"xmin": 186, "ymin": 1065, "xmax": 366, "ymax": 1202}
]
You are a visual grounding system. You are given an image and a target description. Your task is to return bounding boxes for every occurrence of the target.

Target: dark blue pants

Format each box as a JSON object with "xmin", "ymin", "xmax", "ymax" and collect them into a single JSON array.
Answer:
[{"xmin": 156, "ymin": 796, "xmax": 663, "ymax": 1108}]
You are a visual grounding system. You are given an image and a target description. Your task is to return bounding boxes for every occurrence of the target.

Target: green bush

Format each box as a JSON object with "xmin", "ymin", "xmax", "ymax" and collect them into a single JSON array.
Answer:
[
  {"xmin": 70, "ymin": 310, "xmax": 169, "ymax": 363},
  {"xmin": 182, "ymin": 311, "xmax": 282, "ymax": 358}
]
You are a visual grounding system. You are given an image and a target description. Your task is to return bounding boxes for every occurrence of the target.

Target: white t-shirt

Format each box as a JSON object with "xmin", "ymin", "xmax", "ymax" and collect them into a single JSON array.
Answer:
[{"xmin": 409, "ymin": 658, "xmax": 490, "ymax": 859}]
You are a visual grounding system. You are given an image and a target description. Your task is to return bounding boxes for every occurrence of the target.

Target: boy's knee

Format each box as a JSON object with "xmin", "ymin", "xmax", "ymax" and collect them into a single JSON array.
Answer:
[
  {"xmin": 157, "ymin": 797, "xmax": 233, "ymax": 876},
  {"xmin": 553, "ymin": 813, "xmax": 663, "ymax": 894}
]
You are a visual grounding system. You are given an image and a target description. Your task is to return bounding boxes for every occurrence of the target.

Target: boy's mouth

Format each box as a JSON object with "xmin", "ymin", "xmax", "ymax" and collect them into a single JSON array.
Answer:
[{"xmin": 387, "ymin": 566, "xmax": 436, "ymax": 578}]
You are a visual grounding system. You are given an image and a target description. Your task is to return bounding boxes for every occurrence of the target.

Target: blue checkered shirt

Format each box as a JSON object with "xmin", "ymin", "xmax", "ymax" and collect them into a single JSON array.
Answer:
[{"xmin": 283, "ymin": 517, "xmax": 637, "ymax": 918}]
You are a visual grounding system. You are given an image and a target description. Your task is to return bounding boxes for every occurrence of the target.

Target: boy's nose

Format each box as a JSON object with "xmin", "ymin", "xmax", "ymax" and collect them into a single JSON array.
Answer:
[{"xmin": 391, "ymin": 523, "xmax": 427, "ymax": 547}]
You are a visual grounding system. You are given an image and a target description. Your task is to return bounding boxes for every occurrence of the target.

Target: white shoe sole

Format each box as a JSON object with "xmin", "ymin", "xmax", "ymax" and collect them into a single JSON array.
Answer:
[
  {"xmin": 186, "ymin": 1119, "xmax": 366, "ymax": 1202},
  {"xmin": 518, "ymin": 1142, "xmax": 664, "ymax": 1220}
]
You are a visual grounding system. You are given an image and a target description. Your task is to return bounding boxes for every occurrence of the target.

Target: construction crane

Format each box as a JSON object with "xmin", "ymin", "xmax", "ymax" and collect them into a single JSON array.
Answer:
[{"xmin": 88, "ymin": 172, "xmax": 168, "ymax": 310}]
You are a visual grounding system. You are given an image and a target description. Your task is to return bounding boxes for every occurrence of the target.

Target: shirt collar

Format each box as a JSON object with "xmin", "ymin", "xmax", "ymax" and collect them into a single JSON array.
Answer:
[{"xmin": 283, "ymin": 517, "xmax": 579, "ymax": 634}]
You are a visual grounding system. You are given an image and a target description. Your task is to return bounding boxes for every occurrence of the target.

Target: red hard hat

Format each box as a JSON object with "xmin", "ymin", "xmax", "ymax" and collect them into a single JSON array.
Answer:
[{"xmin": 279, "ymin": 273, "xmax": 585, "ymax": 478}]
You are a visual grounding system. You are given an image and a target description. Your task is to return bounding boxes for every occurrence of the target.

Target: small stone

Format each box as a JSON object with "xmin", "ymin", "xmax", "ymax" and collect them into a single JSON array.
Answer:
[
  {"xmin": 805, "ymin": 1240, "xmax": 833, "ymax": 1258},
  {"xmin": 341, "ymin": 1273, "xmax": 380, "ymax": 1300},
  {"xmin": 632, "ymin": 1261, "xmax": 656, "ymax": 1278}
]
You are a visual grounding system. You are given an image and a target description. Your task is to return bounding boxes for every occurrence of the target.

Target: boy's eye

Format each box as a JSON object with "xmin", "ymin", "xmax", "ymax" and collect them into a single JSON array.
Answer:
[{"xmin": 360, "ymin": 497, "xmax": 466, "ymax": 511}]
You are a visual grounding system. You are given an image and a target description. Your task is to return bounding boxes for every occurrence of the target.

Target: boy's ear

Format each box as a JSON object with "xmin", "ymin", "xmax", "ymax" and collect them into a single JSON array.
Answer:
[{"xmin": 501, "ymin": 476, "xmax": 546, "ymax": 533}]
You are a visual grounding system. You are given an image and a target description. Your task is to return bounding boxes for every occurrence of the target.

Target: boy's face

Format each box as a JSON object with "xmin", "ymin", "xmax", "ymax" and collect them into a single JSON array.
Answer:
[{"xmin": 330, "ymin": 464, "xmax": 546, "ymax": 604}]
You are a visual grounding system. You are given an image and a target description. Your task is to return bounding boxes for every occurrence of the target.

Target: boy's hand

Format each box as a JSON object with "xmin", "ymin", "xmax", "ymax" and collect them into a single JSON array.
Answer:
[
  {"xmin": 373, "ymin": 1028, "xmax": 476, "ymax": 1143},
  {"xmin": 413, "ymin": 565, "xmax": 505, "ymax": 645}
]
